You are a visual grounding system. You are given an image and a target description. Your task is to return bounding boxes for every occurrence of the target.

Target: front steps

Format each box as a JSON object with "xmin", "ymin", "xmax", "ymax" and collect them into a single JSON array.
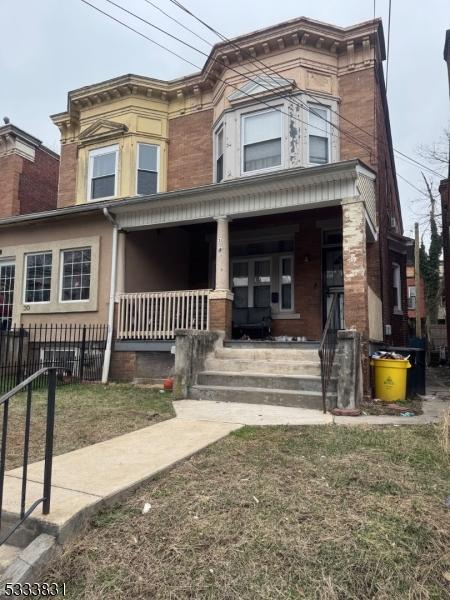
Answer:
[{"xmin": 190, "ymin": 342, "xmax": 334, "ymax": 409}]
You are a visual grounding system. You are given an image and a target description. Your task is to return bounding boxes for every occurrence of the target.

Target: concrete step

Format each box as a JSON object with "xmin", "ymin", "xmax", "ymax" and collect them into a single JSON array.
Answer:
[
  {"xmin": 0, "ymin": 544, "xmax": 21, "ymax": 575},
  {"xmin": 204, "ymin": 357, "xmax": 321, "ymax": 376},
  {"xmin": 198, "ymin": 371, "xmax": 324, "ymax": 392},
  {"xmin": 224, "ymin": 340, "xmax": 320, "ymax": 349},
  {"xmin": 190, "ymin": 384, "xmax": 327, "ymax": 409},
  {"xmin": 214, "ymin": 347, "xmax": 319, "ymax": 361}
]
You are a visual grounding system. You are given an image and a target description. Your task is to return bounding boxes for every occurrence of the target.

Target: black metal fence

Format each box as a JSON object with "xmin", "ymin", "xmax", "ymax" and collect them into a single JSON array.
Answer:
[
  {"xmin": 319, "ymin": 293, "xmax": 340, "ymax": 413},
  {"xmin": 0, "ymin": 324, "xmax": 108, "ymax": 394}
]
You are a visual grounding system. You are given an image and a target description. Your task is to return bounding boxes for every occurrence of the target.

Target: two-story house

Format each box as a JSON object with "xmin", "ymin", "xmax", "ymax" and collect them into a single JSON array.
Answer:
[{"xmin": 0, "ymin": 16, "xmax": 408, "ymax": 405}]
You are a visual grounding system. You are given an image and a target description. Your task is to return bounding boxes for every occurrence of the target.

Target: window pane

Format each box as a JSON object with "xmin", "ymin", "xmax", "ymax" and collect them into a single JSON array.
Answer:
[
  {"xmin": 309, "ymin": 106, "xmax": 328, "ymax": 136},
  {"xmin": 138, "ymin": 144, "xmax": 158, "ymax": 172},
  {"xmin": 92, "ymin": 175, "xmax": 115, "ymax": 199},
  {"xmin": 244, "ymin": 139, "xmax": 281, "ymax": 172},
  {"xmin": 216, "ymin": 155, "xmax": 223, "ymax": 183},
  {"xmin": 92, "ymin": 152, "xmax": 116, "ymax": 178},
  {"xmin": 281, "ymin": 284, "xmax": 292, "ymax": 310},
  {"xmin": 254, "ymin": 285, "xmax": 271, "ymax": 307},
  {"xmin": 254, "ymin": 260, "xmax": 270, "ymax": 283},
  {"xmin": 244, "ymin": 110, "xmax": 281, "ymax": 145},
  {"xmin": 309, "ymin": 135, "xmax": 328, "ymax": 164},
  {"xmin": 216, "ymin": 129, "xmax": 224, "ymax": 157},
  {"xmin": 137, "ymin": 170, "xmax": 158, "ymax": 195},
  {"xmin": 25, "ymin": 252, "xmax": 52, "ymax": 303},
  {"xmin": 61, "ymin": 248, "xmax": 91, "ymax": 302},
  {"xmin": 233, "ymin": 286, "xmax": 248, "ymax": 308}
]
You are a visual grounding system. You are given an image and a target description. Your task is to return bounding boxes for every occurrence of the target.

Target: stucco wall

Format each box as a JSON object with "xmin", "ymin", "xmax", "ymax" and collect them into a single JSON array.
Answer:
[{"xmin": 0, "ymin": 213, "xmax": 112, "ymax": 326}]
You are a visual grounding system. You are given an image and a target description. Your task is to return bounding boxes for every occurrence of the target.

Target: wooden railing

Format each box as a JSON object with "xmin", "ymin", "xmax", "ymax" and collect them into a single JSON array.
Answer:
[{"xmin": 117, "ymin": 290, "xmax": 212, "ymax": 340}]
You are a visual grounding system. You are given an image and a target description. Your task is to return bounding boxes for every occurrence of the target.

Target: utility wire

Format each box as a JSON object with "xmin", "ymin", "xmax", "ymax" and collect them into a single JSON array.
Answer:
[
  {"xmin": 79, "ymin": 0, "xmax": 435, "ymax": 197},
  {"xmin": 166, "ymin": 0, "xmax": 443, "ymax": 179}
]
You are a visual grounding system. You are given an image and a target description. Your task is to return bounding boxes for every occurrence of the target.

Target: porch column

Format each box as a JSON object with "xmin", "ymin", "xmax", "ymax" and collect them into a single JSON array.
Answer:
[
  {"xmin": 342, "ymin": 198, "xmax": 370, "ymax": 400},
  {"xmin": 210, "ymin": 216, "xmax": 233, "ymax": 338}
]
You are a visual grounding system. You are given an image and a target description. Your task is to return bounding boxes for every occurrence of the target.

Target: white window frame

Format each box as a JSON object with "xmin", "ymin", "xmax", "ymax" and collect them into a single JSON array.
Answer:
[
  {"xmin": 214, "ymin": 125, "xmax": 224, "ymax": 183},
  {"xmin": 23, "ymin": 251, "xmax": 52, "ymax": 305},
  {"xmin": 87, "ymin": 144, "xmax": 119, "ymax": 201},
  {"xmin": 240, "ymin": 107, "xmax": 283, "ymax": 176},
  {"xmin": 392, "ymin": 262, "xmax": 402, "ymax": 312},
  {"xmin": 279, "ymin": 254, "xmax": 294, "ymax": 313},
  {"xmin": 231, "ymin": 256, "xmax": 272, "ymax": 308},
  {"xmin": 59, "ymin": 247, "xmax": 92, "ymax": 304},
  {"xmin": 136, "ymin": 143, "xmax": 159, "ymax": 195},
  {"xmin": 308, "ymin": 104, "xmax": 331, "ymax": 166}
]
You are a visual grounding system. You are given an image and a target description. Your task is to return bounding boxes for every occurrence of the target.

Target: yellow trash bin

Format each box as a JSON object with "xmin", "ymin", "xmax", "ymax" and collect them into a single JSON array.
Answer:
[{"xmin": 370, "ymin": 357, "xmax": 411, "ymax": 402}]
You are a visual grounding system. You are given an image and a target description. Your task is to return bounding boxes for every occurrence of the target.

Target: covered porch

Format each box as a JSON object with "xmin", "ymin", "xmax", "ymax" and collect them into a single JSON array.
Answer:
[{"xmin": 112, "ymin": 160, "xmax": 379, "ymax": 344}]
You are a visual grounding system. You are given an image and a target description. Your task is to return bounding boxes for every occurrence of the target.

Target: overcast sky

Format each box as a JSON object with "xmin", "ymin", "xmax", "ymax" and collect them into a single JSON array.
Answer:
[{"xmin": 1, "ymin": 0, "xmax": 448, "ymax": 238}]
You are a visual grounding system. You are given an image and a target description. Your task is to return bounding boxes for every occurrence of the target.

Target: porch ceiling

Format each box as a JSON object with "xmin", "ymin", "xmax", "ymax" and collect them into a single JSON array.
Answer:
[{"xmin": 111, "ymin": 159, "xmax": 376, "ymax": 232}]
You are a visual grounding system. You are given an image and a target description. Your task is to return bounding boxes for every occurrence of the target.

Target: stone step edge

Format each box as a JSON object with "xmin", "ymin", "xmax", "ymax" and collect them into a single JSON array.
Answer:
[
  {"xmin": 200, "ymin": 370, "xmax": 324, "ymax": 381},
  {"xmin": 209, "ymin": 359, "xmax": 321, "ymax": 367},
  {"xmin": 191, "ymin": 384, "xmax": 327, "ymax": 397}
]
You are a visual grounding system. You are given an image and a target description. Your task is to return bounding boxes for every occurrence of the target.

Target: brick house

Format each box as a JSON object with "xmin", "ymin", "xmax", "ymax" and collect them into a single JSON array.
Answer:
[
  {"xmin": 440, "ymin": 30, "xmax": 450, "ymax": 355},
  {"xmin": 0, "ymin": 16, "xmax": 409, "ymax": 406},
  {"xmin": 404, "ymin": 238, "xmax": 426, "ymax": 337}
]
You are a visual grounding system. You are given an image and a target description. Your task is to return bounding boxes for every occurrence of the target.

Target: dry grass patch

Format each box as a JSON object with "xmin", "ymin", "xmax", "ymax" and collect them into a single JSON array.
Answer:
[
  {"xmin": 6, "ymin": 383, "xmax": 174, "ymax": 470},
  {"xmin": 43, "ymin": 425, "xmax": 450, "ymax": 599}
]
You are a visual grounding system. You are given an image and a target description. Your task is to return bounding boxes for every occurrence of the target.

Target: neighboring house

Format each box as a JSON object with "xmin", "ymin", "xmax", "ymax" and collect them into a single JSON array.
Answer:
[
  {"xmin": 0, "ymin": 16, "xmax": 409, "ymax": 396},
  {"xmin": 441, "ymin": 30, "xmax": 450, "ymax": 356},
  {"xmin": 0, "ymin": 122, "xmax": 59, "ymax": 329},
  {"xmin": 404, "ymin": 238, "xmax": 426, "ymax": 337}
]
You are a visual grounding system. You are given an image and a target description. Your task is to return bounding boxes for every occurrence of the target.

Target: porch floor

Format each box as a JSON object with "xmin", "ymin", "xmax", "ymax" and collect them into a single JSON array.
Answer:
[{"xmin": 224, "ymin": 340, "xmax": 320, "ymax": 349}]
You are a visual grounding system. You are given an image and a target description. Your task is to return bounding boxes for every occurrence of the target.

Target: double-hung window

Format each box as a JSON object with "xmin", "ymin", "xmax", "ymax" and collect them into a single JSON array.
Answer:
[
  {"xmin": 24, "ymin": 252, "xmax": 52, "ymax": 303},
  {"xmin": 308, "ymin": 105, "xmax": 330, "ymax": 165},
  {"xmin": 215, "ymin": 127, "xmax": 224, "ymax": 182},
  {"xmin": 60, "ymin": 248, "xmax": 91, "ymax": 302},
  {"xmin": 88, "ymin": 145, "xmax": 118, "ymax": 200},
  {"xmin": 137, "ymin": 143, "xmax": 158, "ymax": 195},
  {"xmin": 280, "ymin": 256, "xmax": 293, "ymax": 311},
  {"xmin": 242, "ymin": 109, "xmax": 282, "ymax": 173}
]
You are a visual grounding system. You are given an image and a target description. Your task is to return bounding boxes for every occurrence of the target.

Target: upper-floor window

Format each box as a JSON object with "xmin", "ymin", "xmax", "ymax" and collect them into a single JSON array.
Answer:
[
  {"xmin": 242, "ymin": 109, "xmax": 282, "ymax": 174},
  {"xmin": 215, "ymin": 127, "xmax": 224, "ymax": 183},
  {"xmin": 308, "ymin": 105, "xmax": 330, "ymax": 165},
  {"xmin": 88, "ymin": 145, "xmax": 118, "ymax": 200},
  {"xmin": 392, "ymin": 263, "xmax": 402, "ymax": 312},
  {"xmin": 24, "ymin": 252, "xmax": 52, "ymax": 303},
  {"xmin": 137, "ymin": 144, "xmax": 158, "ymax": 195},
  {"xmin": 60, "ymin": 248, "xmax": 91, "ymax": 302}
]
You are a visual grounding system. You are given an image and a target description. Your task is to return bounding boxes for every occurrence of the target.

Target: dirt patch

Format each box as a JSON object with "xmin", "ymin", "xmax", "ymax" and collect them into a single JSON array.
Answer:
[{"xmin": 42, "ymin": 424, "xmax": 450, "ymax": 599}]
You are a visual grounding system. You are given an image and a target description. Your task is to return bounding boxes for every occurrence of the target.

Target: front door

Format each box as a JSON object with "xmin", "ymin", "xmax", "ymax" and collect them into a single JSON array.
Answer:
[
  {"xmin": 0, "ymin": 261, "xmax": 15, "ymax": 330},
  {"xmin": 323, "ymin": 237, "xmax": 344, "ymax": 329},
  {"xmin": 231, "ymin": 257, "xmax": 271, "ymax": 308}
]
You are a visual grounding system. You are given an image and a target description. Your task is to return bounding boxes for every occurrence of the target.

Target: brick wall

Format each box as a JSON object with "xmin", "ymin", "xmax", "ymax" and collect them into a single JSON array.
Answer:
[
  {"xmin": 0, "ymin": 147, "xmax": 58, "ymax": 218},
  {"xmin": 209, "ymin": 297, "xmax": 232, "ymax": 339},
  {"xmin": 57, "ymin": 142, "xmax": 78, "ymax": 208},
  {"xmin": 0, "ymin": 154, "xmax": 22, "ymax": 218},
  {"xmin": 440, "ymin": 179, "xmax": 450, "ymax": 350},
  {"xmin": 110, "ymin": 350, "xmax": 174, "ymax": 382},
  {"xmin": 19, "ymin": 147, "xmax": 58, "ymax": 214},
  {"xmin": 167, "ymin": 109, "xmax": 214, "ymax": 191},
  {"xmin": 110, "ymin": 351, "xmax": 136, "ymax": 381}
]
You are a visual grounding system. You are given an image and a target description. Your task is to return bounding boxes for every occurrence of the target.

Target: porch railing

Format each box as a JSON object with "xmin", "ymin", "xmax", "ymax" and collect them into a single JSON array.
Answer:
[
  {"xmin": 319, "ymin": 293, "xmax": 340, "ymax": 413},
  {"xmin": 117, "ymin": 290, "xmax": 212, "ymax": 340},
  {"xmin": 0, "ymin": 367, "xmax": 57, "ymax": 545}
]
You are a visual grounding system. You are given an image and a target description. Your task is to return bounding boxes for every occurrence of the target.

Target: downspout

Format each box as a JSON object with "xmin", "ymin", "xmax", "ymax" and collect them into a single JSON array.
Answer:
[{"xmin": 101, "ymin": 207, "xmax": 119, "ymax": 384}]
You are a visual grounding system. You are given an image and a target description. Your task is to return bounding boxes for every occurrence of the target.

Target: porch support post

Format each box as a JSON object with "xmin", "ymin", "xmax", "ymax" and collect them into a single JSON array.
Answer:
[
  {"xmin": 210, "ymin": 216, "xmax": 233, "ymax": 338},
  {"xmin": 342, "ymin": 198, "xmax": 369, "ymax": 400}
]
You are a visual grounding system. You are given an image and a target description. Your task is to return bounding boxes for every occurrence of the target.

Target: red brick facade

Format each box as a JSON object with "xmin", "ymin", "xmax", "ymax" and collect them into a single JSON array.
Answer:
[
  {"xmin": 167, "ymin": 109, "xmax": 214, "ymax": 191},
  {"xmin": 0, "ymin": 146, "xmax": 58, "ymax": 218},
  {"xmin": 440, "ymin": 179, "xmax": 450, "ymax": 350}
]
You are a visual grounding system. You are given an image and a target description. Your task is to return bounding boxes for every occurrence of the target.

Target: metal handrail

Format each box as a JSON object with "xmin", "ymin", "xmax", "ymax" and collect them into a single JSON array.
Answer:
[
  {"xmin": 318, "ymin": 293, "xmax": 340, "ymax": 413},
  {"xmin": 0, "ymin": 367, "xmax": 57, "ymax": 545}
]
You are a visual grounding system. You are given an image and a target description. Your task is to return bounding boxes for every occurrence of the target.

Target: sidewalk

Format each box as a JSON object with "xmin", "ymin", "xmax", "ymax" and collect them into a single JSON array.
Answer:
[{"xmin": 3, "ymin": 418, "xmax": 240, "ymax": 540}]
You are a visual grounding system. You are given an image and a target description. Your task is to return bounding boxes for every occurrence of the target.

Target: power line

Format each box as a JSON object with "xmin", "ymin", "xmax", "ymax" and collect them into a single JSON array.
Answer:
[{"xmin": 166, "ymin": 0, "xmax": 443, "ymax": 179}]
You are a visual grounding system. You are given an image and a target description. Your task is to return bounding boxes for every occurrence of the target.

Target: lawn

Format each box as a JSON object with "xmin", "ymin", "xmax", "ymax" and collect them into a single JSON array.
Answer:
[
  {"xmin": 42, "ymin": 424, "xmax": 450, "ymax": 599},
  {"xmin": 6, "ymin": 383, "xmax": 174, "ymax": 470}
]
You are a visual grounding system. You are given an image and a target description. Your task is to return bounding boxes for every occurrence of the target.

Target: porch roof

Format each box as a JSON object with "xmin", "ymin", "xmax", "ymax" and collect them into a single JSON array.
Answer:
[{"xmin": 112, "ymin": 159, "xmax": 376, "ymax": 232}]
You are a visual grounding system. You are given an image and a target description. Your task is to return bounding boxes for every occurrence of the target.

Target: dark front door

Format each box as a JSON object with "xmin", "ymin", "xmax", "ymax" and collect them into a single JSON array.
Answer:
[{"xmin": 323, "ymin": 245, "xmax": 344, "ymax": 329}]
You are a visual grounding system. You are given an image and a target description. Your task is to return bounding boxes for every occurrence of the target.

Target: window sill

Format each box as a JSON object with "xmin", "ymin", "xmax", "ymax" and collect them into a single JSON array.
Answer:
[{"xmin": 271, "ymin": 312, "xmax": 300, "ymax": 320}]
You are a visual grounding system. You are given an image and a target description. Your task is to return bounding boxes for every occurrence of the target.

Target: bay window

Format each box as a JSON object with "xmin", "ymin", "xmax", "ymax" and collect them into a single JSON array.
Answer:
[
  {"xmin": 88, "ymin": 145, "xmax": 118, "ymax": 200},
  {"xmin": 308, "ymin": 105, "xmax": 330, "ymax": 165},
  {"xmin": 242, "ymin": 109, "xmax": 282, "ymax": 173},
  {"xmin": 137, "ymin": 143, "xmax": 158, "ymax": 195}
]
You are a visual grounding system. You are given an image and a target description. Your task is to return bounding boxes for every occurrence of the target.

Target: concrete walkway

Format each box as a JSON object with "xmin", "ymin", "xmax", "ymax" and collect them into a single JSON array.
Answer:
[{"xmin": 3, "ymin": 418, "xmax": 239, "ymax": 539}]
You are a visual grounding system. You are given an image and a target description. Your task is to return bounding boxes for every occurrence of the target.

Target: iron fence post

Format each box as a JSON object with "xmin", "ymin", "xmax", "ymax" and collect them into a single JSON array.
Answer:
[
  {"xmin": 15, "ymin": 326, "xmax": 25, "ymax": 386},
  {"xmin": 80, "ymin": 325, "xmax": 87, "ymax": 383},
  {"xmin": 42, "ymin": 368, "xmax": 56, "ymax": 515}
]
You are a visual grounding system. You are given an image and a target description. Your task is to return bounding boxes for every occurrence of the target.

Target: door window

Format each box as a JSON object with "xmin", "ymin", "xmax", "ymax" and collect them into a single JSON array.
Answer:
[
  {"xmin": 253, "ymin": 259, "xmax": 271, "ymax": 307},
  {"xmin": 232, "ymin": 261, "xmax": 249, "ymax": 308}
]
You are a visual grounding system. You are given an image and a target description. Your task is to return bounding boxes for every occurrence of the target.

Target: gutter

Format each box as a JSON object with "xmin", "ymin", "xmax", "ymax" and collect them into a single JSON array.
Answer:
[{"xmin": 101, "ymin": 207, "xmax": 119, "ymax": 384}]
